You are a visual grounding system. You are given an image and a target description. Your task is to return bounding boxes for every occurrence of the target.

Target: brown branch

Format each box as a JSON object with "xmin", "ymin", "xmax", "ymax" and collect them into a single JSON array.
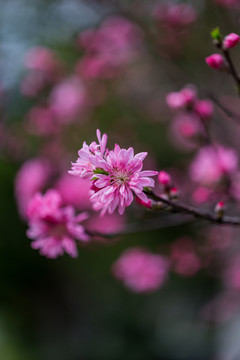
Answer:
[
  {"xmin": 222, "ymin": 49, "xmax": 240, "ymax": 91},
  {"xmin": 207, "ymin": 92, "xmax": 240, "ymax": 126},
  {"xmin": 144, "ymin": 189, "xmax": 240, "ymax": 226}
]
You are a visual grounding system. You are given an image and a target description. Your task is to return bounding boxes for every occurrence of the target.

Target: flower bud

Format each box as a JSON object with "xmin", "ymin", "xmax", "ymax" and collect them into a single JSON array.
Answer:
[
  {"xmin": 169, "ymin": 187, "xmax": 179, "ymax": 200},
  {"xmin": 215, "ymin": 201, "xmax": 225, "ymax": 219},
  {"xmin": 166, "ymin": 92, "xmax": 185, "ymax": 109},
  {"xmin": 223, "ymin": 33, "xmax": 240, "ymax": 49},
  {"xmin": 135, "ymin": 196, "xmax": 152, "ymax": 209},
  {"xmin": 205, "ymin": 54, "xmax": 225, "ymax": 69},
  {"xmin": 194, "ymin": 100, "xmax": 214, "ymax": 119},
  {"xmin": 158, "ymin": 171, "xmax": 171, "ymax": 187}
]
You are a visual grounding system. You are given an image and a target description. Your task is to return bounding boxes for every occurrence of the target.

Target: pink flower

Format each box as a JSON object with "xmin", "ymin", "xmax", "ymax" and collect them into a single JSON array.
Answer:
[
  {"xmin": 76, "ymin": 16, "xmax": 142, "ymax": 79},
  {"xmin": 190, "ymin": 146, "xmax": 238, "ymax": 186},
  {"xmin": 24, "ymin": 46, "xmax": 61, "ymax": 78},
  {"xmin": 70, "ymin": 130, "xmax": 157, "ymax": 215},
  {"xmin": 49, "ymin": 77, "xmax": 88, "ymax": 123},
  {"xmin": 135, "ymin": 196, "xmax": 152, "ymax": 209},
  {"xmin": 169, "ymin": 113, "xmax": 204, "ymax": 151},
  {"xmin": 15, "ymin": 158, "xmax": 51, "ymax": 218},
  {"xmin": 55, "ymin": 174, "xmax": 92, "ymax": 210},
  {"xmin": 171, "ymin": 237, "xmax": 201, "ymax": 277},
  {"xmin": 86, "ymin": 212, "xmax": 125, "ymax": 235},
  {"xmin": 223, "ymin": 255, "xmax": 240, "ymax": 289},
  {"xmin": 166, "ymin": 86, "xmax": 196, "ymax": 110},
  {"xmin": 215, "ymin": 0, "xmax": 240, "ymax": 7},
  {"xmin": 223, "ymin": 33, "xmax": 240, "ymax": 49},
  {"xmin": 205, "ymin": 54, "xmax": 225, "ymax": 69},
  {"xmin": 26, "ymin": 190, "xmax": 89, "ymax": 258},
  {"xmin": 192, "ymin": 187, "xmax": 211, "ymax": 204},
  {"xmin": 21, "ymin": 47, "xmax": 62, "ymax": 97},
  {"xmin": 166, "ymin": 92, "xmax": 186, "ymax": 109},
  {"xmin": 26, "ymin": 105, "xmax": 58, "ymax": 135},
  {"xmin": 112, "ymin": 247, "xmax": 169, "ymax": 293},
  {"xmin": 158, "ymin": 171, "xmax": 171, "ymax": 186},
  {"xmin": 194, "ymin": 100, "xmax": 214, "ymax": 119},
  {"xmin": 154, "ymin": 4, "xmax": 197, "ymax": 27}
]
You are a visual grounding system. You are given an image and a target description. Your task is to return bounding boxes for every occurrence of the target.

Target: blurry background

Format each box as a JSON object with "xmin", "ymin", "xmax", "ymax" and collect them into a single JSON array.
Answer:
[{"xmin": 1, "ymin": 0, "xmax": 240, "ymax": 359}]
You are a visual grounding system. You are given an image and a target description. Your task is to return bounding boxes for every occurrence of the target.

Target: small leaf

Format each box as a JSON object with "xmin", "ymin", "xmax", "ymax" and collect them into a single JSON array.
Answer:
[
  {"xmin": 93, "ymin": 168, "xmax": 109, "ymax": 175},
  {"xmin": 211, "ymin": 27, "xmax": 222, "ymax": 42}
]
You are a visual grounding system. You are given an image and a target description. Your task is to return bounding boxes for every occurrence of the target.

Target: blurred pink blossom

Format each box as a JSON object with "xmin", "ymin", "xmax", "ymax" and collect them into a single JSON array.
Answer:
[
  {"xmin": 27, "ymin": 189, "xmax": 89, "ymax": 258},
  {"xmin": 76, "ymin": 16, "xmax": 142, "ymax": 79},
  {"xmin": 215, "ymin": 0, "xmax": 240, "ymax": 7},
  {"xmin": 190, "ymin": 146, "xmax": 238, "ymax": 187},
  {"xmin": 166, "ymin": 87, "xmax": 196, "ymax": 110},
  {"xmin": 26, "ymin": 105, "xmax": 58, "ymax": 135},
  {"xmin": 171, "ymin": 237, "xmax": 201, "ymax": 277},
  {"xmin": 86, "ymin": 212, "xmax": 125, "ymax": 235},
  {"xmin": 15, "ymin": 158, "xmax": 51, "ymax": 218},
  {"xmin": 112, "ymin": 247, "xmax": 169, "ymax": 293},
  {"xmin": 192, "ymin": 187, "xmax": 211, "ymax": 204},
  {"xmin": 24, "ymin": 46, "xmax": 62, "ymax": 78},
  {"xmin": 194, "ymin": 100, "xmax": 214, "ymax": 119},
  {"xmin": 223, "ymin": 33, "xmax": 240, "ymax": 49},
  {"xmin": 21, "ymin": 47, "xmax": 62, "ymax": 97},
  {"xmin": 169, "ymin": 113, "xmax": 204, "ymax": 150},
  {"xmin": 49, "ymin": 77, "xmax": 88, "ymax": 123},
  {"xmin": 205, "ymin": 54, "xmax": 225, "ymax": 69},
  {"xmin": 55, "ymin": 174, "xmax": 92, "ymax": 210},
  {"xmin": 223, "ymin": 255, "xmax": 240, "ymax": 289},
  {"xmin": 154, "ymin": 3, "xmax": 197, "ymax": 27}
]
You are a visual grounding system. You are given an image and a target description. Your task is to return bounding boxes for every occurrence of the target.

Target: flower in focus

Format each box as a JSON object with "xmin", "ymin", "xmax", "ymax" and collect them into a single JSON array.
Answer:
[
  {"xmin": 70, "ymin": 129, "xmax": 157, "ymax": 215},
  {"xmin": 26, "ymin": 189, "xmax": 89, "ymax": 258},
  {"xmin": 112, "ymin": 247, "xmax": 169, "ymax": 293}
]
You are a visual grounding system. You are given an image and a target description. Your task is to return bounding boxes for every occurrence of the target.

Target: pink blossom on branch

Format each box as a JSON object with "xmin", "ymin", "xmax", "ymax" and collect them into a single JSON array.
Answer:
[
  {"xmin": 112, "ymin": 247, "xmax": 169, "ymax": 293},
  {"xmin": 205, "ymin": 54, "xmax": 225, "ymax": 69},
  {"xmin": 69, "ymin": 130, "xmax": 157, "ymax": 215},
  {"xmin": 223, "ymin": 33, "xmax": 240, "ymax": 49},
  {"xmin": 26, "ymin": 190, "xmax": 89, "ymax": 258}
]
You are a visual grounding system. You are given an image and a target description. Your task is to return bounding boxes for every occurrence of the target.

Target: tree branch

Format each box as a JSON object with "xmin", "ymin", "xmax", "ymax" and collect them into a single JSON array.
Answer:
[{"xmin": 144, "ymin": 189, "xmax": 240, "ymax": 226}]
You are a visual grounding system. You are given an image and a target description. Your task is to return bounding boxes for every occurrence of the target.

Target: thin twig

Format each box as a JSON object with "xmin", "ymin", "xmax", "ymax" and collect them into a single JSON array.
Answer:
[
  {"xmin": 144, "ymin": 189, "xmax": 240, "ymax": 226},
  {"xmin": 207, "ymin": 92, "xmax": 240, "ymax": 126},
  {"xmin": 222, "ymin": 49, "xmax": 240, "ymax": 92}
]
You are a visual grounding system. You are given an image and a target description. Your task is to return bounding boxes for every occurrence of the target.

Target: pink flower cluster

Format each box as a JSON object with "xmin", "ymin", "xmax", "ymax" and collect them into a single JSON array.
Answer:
[
  {"xmin": 70, "ymin": 130, "xmax": 157, "ymax": 215},
  {"xmin": 76, "ymin": 17, "xmax": 143, "ymax": 79},
  {"xmin": 166, "ymin": 86, "xmax": 214, "ymax": 149},
  {"xmin": 215, "ymin": 0, "xmax": 240, "ymax": 7},
  {"xmin": 112, "ymin": 247, "xmax": 169, "ymax": 293},
  {"xmin": 26, "ymin": 189, "xmax": 89, "ymax": 258},
  {"xmin": 154, "ymin": 3, "xmax": 196, "ymax": 27},
  {"xmin": 21, "ymin": 47, "xmax": 62, "ymax": 97},
  {"xmin": 170, "ymin": 237, "xmax": 201, "ymax": 277},
  {"xmin": 153, "ymin": 3, "xmax": 197, "ymax": 56},
  {"xmin": 190, "ymin": 145, "xmax": 238, "ymax": 187},
  {"xmin": 15, "ymin": 158, "xmax": 51, "ymax": 218},
  {"xmin": 205, "ymin": 33, "xmax": 239, "ymax": 69}
]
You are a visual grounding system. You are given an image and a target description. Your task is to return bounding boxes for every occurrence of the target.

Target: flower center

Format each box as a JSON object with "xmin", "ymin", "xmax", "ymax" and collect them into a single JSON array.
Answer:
[{"xmin": 111, "ymin": 168, "xmax": 131, "ymax": 185}]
